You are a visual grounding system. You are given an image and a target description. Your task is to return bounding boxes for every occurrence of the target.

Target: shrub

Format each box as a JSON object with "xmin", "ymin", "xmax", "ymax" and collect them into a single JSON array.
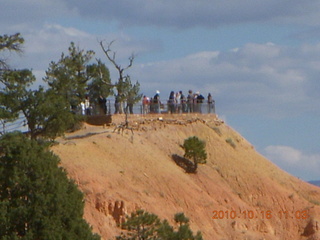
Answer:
[
  {"xmin": 226, "ymin": 138, "xmax": 236, "ymax": 148},
  {"xmin": 181, "ymin": 136, "xmax": 207, "ymax": 172}
]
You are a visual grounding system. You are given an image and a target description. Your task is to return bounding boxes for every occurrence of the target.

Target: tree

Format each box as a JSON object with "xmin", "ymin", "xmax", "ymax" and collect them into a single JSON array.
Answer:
[
  {"xmin": 0, "ymin": 69, "xmax": 79, "ymax": 140},
  {"xmin": 123, "ymin": 75, "xmax": 143, "ymax": 114},
  {"xmin": 86, "ymin": 59, "xmax": 113, "ymax": 108},
  {"xmin": 0, "ymin": 132, "xmax": 100, "ymax": 240},
  {"xmin": 0, "ymin": 33, "xmax": 24, "ymax": 122},
  {"xmin": 0, "ymin": 36, "xmax": 86, "ymax": 139},
  {"xmin": 0, "ymin": 33, "xmax": 24, "ymax": 71},
  {"xmin": 117, "ymin": 209, "xmax": 161, "ymax": 240},
  {"xmin": 100, "ymin": 40, "xmax": 142, "ymax": 114},
  {"xmin": 173, "ymin": 213, "xmax": 203, "ymax": 240},
  {"xmin": 44, "ymin": 42, "xmax": 112, "ymax": 110},
  {"xmin": 117, "ymin": 210, "xmax": 203, "ymax": 240},
  {"xmin": 182, "ymin": 136, "xmax": 207, "ymax": 172}
]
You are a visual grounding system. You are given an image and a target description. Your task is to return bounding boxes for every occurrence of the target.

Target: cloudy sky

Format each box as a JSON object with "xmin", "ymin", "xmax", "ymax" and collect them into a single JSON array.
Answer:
[{"xmin": 1, "ymin": 0, "xmax": 320, "ymax": 181}]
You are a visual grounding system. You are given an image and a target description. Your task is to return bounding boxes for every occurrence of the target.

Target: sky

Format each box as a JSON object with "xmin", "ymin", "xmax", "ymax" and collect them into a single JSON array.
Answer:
[{"xmin": 1, "ymin": 0, "xmax": 320, "ymax": 181}]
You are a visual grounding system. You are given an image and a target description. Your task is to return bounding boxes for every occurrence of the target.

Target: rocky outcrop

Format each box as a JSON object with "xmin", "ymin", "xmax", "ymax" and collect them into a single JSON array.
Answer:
[{"xmin": 95, "ymin": 199, "xmax": 127, "ymax": 225}]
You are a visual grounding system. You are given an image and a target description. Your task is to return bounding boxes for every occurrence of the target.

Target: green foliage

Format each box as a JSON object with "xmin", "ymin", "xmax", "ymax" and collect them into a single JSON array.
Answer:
[
  {"xmin": 44, "ymin": 42, "xmax": 94, "ymax": 107},
  {"xmin": 0, "ymin": 132, "xmax": 100, "ymax": 240},
  {"xmin": 44, "ymin": 42, "xmax": 112, "ymax": 108},
  {"xmin": 0, "ymin": 33, "xmax": 24, "ymax": 71},
  {"xmin": 0, "ymin": 69, "xmax": 80, "ymax": 139},
  {"xmin": 174, "ymin": 212, "xmax": 189, "ymax": 226},
  {"xmin": 0, "ymin": 33, "xmax": 25, "ymax": 121},
  {"xmin": 0, "ymin": 33, "xmax": 24, "ymax": 52},
  {"xmin": 86, "ymin": 59, "xmax": 113, "ymax": 104},
  {"xmin": 117, "ymin": 210, "xmax": 203, "ymax": 240},
  {"xmin": 182, "ymin": 136, "xmax": 207, "ymax": 171},
  {"xmin": 117, "ymin": 209, "xmax": 161, "ymax": 239}
]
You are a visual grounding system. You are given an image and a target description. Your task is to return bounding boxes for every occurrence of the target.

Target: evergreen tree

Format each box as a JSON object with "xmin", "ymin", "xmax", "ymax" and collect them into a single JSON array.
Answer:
[
  {"xmin": 117, "ymin": 209, "xmax": 161, "ymax": 240},
  {"xmin": 182, "ymin": 136, "xmax": 207, "ymax": 172},
  {"xmin": 0, "ymin": 33, "xmax": 24, "ymax": 122},
  {"xmin": 117, "ymin": 210, "xmax": 203, "ymax": 240},
  {"xmin": 0, "ymin": 33, "xmax": 24, "ymax": 71},
  {"xmin": 44, "ymin": 42, "xmax": 112, "ymax": 110},
  {"xmin": 0, "ymin": 69, "xmax": 79, "ymax": 139},
  {"xmin": 86, "ymin": 59, "xmax": 113, "ymax": 107},
  {"xmin": 0, "ymin": 132, "xmax": 100, "ymax": 240}
]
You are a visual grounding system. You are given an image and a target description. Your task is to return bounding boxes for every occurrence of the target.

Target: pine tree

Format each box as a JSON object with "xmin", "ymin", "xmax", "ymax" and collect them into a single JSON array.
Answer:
[
  {"xmin": 182, "ymin": 136, "xmax": 207, "ymax": 172},
  {"xmin": 0, "ymin": 69, "xmax": 80, "ymax": 139},
  {"xmin": 117, "ymin": 210, "xmax": 203, "ymax": 240},
  {"xmin": 0, "ymin": 132, "xmax": 100, "ymax": 240},
  {"xmin": 44, "ymin": 42, "xmax": 112, "ymax": 110}
]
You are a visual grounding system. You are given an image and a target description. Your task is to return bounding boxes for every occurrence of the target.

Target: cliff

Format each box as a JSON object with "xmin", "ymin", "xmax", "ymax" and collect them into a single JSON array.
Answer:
[{"xmin": 52, "ymin": 114, "xmax": 320, "ymax": 240}]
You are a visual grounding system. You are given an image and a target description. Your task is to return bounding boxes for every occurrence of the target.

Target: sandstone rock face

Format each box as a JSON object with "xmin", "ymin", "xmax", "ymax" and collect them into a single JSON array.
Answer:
[
  {"xmin": 95, "ymin": 199, "xmax": 126, "ymax": 225},
  {"xmin": 53, "ymin": 114, "xmax": 320, "ymax": 240}
]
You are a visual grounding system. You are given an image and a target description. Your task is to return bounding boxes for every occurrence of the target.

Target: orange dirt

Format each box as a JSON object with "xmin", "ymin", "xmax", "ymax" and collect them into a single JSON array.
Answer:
[{"xmin": 52, "ymin": 114, "xmax": 320, "ymax": 240}]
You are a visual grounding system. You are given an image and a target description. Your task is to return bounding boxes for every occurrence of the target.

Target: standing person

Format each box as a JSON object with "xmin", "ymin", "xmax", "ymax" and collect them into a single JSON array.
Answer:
[
  {"xmin": 153, "ymin": 90, "xmax": 161, "ymax": 113},
  {"xmin": 187, "ymin": 90, "xmax": 193, "ymax": 113},
  {"xmin": 168, "ymin": 91, "xmax": 175, "ymax": 114},
  {"xmin": 85, "ymin": 95, "xmax": 91, "ymax": 115},
  {"xmin": 175, "ymin": 91, "xmax": 181, "ymax": 113},
  {"xmin": 180, "ymin": 90, "xmax": 187, "ymax": 113},
  {"xmin": 193, "ymin": 91, "xmax": 199, "ymax": 113},
  {"xmin": 207, "ymin": 93, "xmax": 215, "ymax": 114},
  {"xmin": 142, "ymin": 95, "xmax": 150, "ymax": 114},
  {"xmin": 98, "ymin": 95, "xmax": 107, "ymax": 115},
  {"xmin": 149, "ymin": 97, "xmax": 154, "ymax": 113},
  {"xmin": 196, "ymin": 92, "xmax": 205, "ymax": 113},
  {"xmin": 126, "ymin": 92, "xmax": 134, "ymax": 114},
  {"xmin": 80, "ymin": 100, "xmax": 86, "ymax": 115},
  {"xmin": 114, "ymin": 94, "xmax": 120, "ymax": 114}
]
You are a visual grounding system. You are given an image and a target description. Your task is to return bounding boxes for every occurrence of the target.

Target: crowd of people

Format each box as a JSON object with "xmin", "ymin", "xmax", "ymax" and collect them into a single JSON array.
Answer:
[
  {"xmin": 77, "ymin": 89, "xmax": 215, "ymax": 116},
  {"xmin": 142, "ymin": 90, "xmax": 215, "ymax": 114}
]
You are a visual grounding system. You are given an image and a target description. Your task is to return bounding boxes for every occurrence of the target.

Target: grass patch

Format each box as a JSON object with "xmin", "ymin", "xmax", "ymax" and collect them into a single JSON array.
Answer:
[
  {"xmin": 308, "ymin": 199, "xmax": 320, "ymax": 206},
  {"xmin": 226, "ymin": 138, "xmax": 236, "ymax": 149},
  {"xmin": 211, "ymin": 127, "xmax": 222, "ymax": 136}
]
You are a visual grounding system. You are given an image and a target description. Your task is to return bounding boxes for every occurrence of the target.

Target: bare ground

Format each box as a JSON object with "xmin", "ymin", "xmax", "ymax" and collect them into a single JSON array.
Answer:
[{"xmin": 52, "ymin": 114, "xmax": 320, "ymax": 240}]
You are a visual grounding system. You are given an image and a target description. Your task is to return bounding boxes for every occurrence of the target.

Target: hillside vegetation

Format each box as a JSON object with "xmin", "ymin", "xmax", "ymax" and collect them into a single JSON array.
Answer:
[{"xmin": 52, "ymin": 114, "xmax": 320, "ymax": 240}]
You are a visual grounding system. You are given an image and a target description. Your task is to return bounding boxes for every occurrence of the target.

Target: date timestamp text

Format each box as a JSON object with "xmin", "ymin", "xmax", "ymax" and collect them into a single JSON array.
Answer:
[{"xmin": 212, "ymin": 210, "xmax": 309, "ymax": 220}]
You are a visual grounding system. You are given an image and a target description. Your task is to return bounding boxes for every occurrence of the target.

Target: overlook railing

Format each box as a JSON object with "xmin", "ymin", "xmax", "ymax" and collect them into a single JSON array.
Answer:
[
  {"xmin": 83, "ymin": 100, "xmax": 216, "ymax": 115},
  {"xmin": 1, "ymin": 100, "xmax": 216, "ymax": 134}
]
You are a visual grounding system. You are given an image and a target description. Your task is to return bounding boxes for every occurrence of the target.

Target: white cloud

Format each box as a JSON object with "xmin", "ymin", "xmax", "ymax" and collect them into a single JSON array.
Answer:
[
  {"xmin": 265, "ymin": 145, "xmax": 302, "ymax": 164},
  {"xmin": 264, "ymin": 145, "xmax": 320, "ymax": 180},
  {"xmin": 133, "ymin": 42, "xmax": 320, "ymax": 117}
]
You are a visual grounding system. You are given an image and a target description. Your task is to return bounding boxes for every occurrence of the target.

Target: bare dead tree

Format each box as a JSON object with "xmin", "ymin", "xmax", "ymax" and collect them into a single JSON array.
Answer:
[{"xmin": 100, "ymin": 40, "xmax": 135, "ymax": 114}]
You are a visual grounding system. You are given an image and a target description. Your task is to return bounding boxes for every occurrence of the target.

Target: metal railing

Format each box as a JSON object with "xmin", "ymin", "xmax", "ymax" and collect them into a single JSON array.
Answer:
[
  {"xmin": 1, "ymin": 100, "xmax": 216, "ymax": 134},
  {"xmin": 83, "ymin": 100, "xmax": 216, "ymax": 115}
]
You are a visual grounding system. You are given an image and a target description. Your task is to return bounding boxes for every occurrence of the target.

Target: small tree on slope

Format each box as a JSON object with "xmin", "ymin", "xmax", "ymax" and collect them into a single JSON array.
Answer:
[{"xmin": 182, "ymin": 136, "xmax": 207, "ymax": 172}]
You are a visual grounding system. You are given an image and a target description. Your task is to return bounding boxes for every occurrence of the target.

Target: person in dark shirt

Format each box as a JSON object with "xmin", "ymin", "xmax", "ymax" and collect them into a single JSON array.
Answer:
[{"xmin": 98, "ymin": 95, "xmax": 107, "ymax": 115}]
